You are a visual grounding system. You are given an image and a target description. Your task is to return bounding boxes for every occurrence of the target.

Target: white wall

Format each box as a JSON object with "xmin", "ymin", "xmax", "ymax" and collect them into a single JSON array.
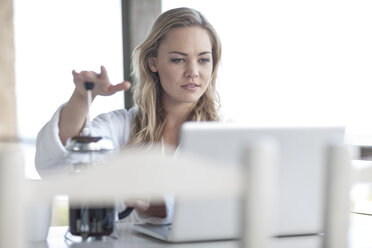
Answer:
[{"xmin": 163, "ymin": 0, "xmax": 372, "ymax": 145}]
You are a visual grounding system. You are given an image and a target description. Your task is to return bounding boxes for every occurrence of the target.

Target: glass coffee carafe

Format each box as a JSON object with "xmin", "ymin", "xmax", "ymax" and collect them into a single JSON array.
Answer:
[
  {"xmin": 65, "ymin": 82, "xmax": 133, "ymax": 241},
  {"xmin": 65, "ymin": 82, "xmax": 116, "ymax": 240},
  {"xmin": 66, "ymin": 135, "xmax": 116, "ymax": 240}
]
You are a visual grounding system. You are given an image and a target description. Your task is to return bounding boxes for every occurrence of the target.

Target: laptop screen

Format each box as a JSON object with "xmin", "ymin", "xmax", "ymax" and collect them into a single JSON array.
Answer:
[{"xmin": 178, "ymin": 122, "xmax": 345, "ymax": 236}]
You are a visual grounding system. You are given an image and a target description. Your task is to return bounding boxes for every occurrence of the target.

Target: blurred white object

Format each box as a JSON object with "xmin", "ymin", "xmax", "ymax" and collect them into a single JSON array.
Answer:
[
  {"xmin": 352, "ymin": 165, "xmax": 372, "ymax": 183},
  {"xmin": 241, "ymin": 139, "xmax": 278, "ymax": 248},
  {"xmin": 28, "ymin": 148, "xmax": 242, "ymax": 203},
  {"xmin": 0, "ymin": 148, "xmax": 24, "ymax": 248},
  {"xmin": 324, "ymin": 145, "xmax": 352, "ymax": 248},
  {"xmin": 23, "ymin": 181, "xmax": 52, "ymax": 242}
]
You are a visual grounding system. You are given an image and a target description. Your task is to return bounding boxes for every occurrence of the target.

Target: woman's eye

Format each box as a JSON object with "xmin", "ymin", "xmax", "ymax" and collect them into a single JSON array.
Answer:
[
  {"xmin": 170, "ymin": 58, "xmax": 185, "ymax": 63},
  {"xmin": 199, "ymin": 58, "xmax": 211, "ymax": 64}
]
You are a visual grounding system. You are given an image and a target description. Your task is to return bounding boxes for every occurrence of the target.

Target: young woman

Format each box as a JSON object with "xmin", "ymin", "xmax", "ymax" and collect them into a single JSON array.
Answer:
[{"xmin": 36, "ymin": 7, "xmax": 222, "ymax": 224}]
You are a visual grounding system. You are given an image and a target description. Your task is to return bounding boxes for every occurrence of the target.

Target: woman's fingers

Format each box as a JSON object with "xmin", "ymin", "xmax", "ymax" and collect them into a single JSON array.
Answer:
[
  {"xmin": 107, "ymin": 81, "xmax": 132, "ymax": 95},
  {"xmin": 72, "ymin": 66, "xmax": 130, "ymax": 96},
  {"xmin": 117, "ymin": 81, "xmax": 132, "ymax": 91},
  {"xmin": 125, "ymin": 199, "xmax": 150, "ymax": 213},
  {"xmin": 99, "ymin": 65, "xmax": 109, "ymax": 80},
  {"xmin": 72, "ymin": 70, "xmax": 97, "ymax": 83},
  {"xmin": 72, "ymin": 70, "xmax": 81, "ymax": 84}
]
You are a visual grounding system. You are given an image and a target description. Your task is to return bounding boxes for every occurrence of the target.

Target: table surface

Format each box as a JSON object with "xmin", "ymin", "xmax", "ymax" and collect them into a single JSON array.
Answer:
[{"xmin": 26, "ymin": 213, "xmax": 372, "ymax": 248}]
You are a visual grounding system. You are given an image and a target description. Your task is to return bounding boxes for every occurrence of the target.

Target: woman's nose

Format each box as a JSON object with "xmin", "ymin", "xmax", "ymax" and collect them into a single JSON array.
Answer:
[{"xmin": 184, "ymin": 62, "xmax": 199, "ymax": 79}]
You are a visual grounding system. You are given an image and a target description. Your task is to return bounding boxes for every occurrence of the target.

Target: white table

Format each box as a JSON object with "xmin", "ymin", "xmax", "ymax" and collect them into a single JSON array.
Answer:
[
  {"xmin": 27, "ymin": 223, "xmax": 238, "ymax": 248},
  {"xmin": 26, "ymin": 213, "xmax": 371, "ymax": 248}
]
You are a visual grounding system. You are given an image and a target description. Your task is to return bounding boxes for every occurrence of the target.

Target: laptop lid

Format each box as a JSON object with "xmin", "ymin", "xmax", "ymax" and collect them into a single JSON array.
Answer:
[{"xmin": 177, "ymin": 122, "xmax": 345, "ymax": 236}]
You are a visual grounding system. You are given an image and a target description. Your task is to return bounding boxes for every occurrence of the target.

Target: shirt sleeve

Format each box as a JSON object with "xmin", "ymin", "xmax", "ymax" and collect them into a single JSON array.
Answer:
[
  {"xmin": 35, "ymin": 104, "xmax": 71, "ymax": 177},
  {"xmin": 35, "ymin": 105, "xmax": 135, "ymax": 177}
]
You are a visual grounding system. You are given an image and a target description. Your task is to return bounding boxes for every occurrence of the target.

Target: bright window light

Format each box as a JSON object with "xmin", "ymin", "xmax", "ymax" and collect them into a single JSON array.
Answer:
[
  {"xmin": 14, "ymin": 0, "xmax": 124, "ymax": 141},
  {"xmin": 14, "ymin": 0, "xmax": 124, "ymax": 179},
  {"xmin": 162, "ymin": 0, "xmax": 372, "ymax": 146}
]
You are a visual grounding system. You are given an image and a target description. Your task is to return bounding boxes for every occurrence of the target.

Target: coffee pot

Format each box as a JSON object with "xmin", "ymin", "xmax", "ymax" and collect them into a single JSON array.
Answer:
[
  {"xmin": 65, "ymin": 82, "xmax": 134, "ymax": 240},
  {"xmin": 65, "ymin": 82, "xmax": 116, "ymax": 240},
  {"xmin": 66, "ymin": 135, "xmax": 116, "ymax": 240}
]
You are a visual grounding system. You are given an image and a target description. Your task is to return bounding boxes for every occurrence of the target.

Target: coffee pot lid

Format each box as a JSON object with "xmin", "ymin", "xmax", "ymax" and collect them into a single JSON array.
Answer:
[{"xmin": 65, "ymin": 136, "xmax": 115, "ymax": 153}]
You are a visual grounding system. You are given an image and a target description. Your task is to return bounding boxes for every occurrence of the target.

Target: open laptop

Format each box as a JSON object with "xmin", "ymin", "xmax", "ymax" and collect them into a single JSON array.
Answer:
[{"xmin": 133, "ymin": 122, "xmax": 345, "ymax": 242}]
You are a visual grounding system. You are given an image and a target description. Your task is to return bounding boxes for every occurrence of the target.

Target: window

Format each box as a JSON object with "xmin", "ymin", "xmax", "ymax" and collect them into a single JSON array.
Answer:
[
  {"xmin": 163, "ymin": 0, "xmax": 372, "ymax": 145},
  {"xmin": 14, "ymin": 0, "xmax": 124, "ymax": 140},
  {"xmin": 14, "ymin": 0, "xmax": 124, "ymax": 178}
]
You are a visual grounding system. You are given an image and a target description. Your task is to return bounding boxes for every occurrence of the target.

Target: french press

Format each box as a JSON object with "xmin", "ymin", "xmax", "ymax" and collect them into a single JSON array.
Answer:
[
  {"xmin": 65, "ymin": 82, "xmax": 116, "ymax": 240},
  {"xmin": 65, "ymin": 82, "xmax": 133, "ymax": 240}
]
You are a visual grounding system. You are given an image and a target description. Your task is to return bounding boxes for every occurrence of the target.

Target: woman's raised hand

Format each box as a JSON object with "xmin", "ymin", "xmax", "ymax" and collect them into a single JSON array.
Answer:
[
  {"xmin": 72, "ymin": 65, "xmax": 131, "ymax": 98},
  {"xmin": 58, "ymin": 66, "xmax": 131, "ymax": 145}
]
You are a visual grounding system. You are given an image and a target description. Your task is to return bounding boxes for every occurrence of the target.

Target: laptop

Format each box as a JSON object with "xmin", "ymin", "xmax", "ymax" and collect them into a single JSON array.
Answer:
[
  {"xmin": 132, "ymin": 194, "xmax": 241, "ymax": 242},
  {"xmin": 133, "ymin": 122, "xmax": 345, "ymax": 242}
]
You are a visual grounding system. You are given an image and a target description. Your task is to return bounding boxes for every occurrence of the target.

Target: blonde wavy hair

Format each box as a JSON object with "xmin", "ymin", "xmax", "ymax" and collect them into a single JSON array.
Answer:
[{"xmin": 128, "ymin": 7, "xmax": 221, "ymax": 145}]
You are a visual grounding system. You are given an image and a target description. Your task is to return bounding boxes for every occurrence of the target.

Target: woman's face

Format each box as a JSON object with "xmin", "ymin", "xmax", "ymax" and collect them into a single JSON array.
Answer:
[{"xmin": 148, "ymin": 26, "xmax": 213, "ymax": 108}]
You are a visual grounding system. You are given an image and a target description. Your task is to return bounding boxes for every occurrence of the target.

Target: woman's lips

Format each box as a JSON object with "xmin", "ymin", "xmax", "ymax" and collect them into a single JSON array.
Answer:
[{"xmin": 181, "ymin": 83, "xmax": 200, "ymax": 90}]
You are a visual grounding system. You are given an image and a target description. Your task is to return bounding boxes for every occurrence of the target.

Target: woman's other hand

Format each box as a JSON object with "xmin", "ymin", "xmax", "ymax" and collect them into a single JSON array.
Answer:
[
  {"xmin": 124, "ymin": 198, "xmax": 166, "ymax": 218},
  {"xmin": 124, "ymin": 198, "xmax": 151, "ymax": 213}
]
